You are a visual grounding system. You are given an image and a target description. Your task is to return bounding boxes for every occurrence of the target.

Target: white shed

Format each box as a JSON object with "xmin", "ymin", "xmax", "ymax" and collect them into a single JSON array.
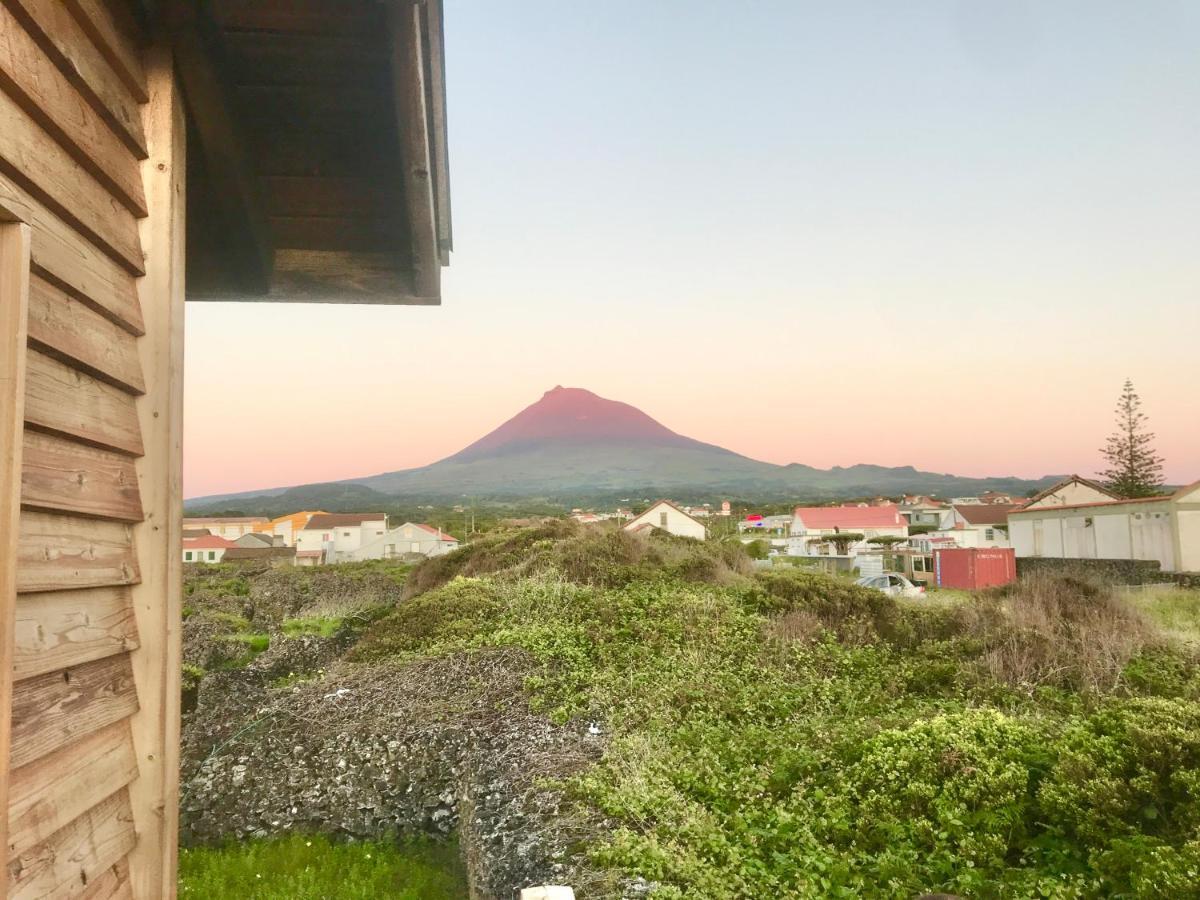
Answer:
[
  {"xmin": 624, "ymin": 500, "xmax": 707, "ymax": 541},
  {"xmin": 1009, "ymin": 481, "xmax": 1200, "ymax": 573}
]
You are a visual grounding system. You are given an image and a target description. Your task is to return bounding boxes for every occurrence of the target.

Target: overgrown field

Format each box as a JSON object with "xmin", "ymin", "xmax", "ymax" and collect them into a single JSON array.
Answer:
[
  {"xmin": 354, "ymin": 526, "xmax": 1200, "ymax": 898},
  {"xmin": 182, "ymin": 527, "xmax": 1200, "ymax": 898}
]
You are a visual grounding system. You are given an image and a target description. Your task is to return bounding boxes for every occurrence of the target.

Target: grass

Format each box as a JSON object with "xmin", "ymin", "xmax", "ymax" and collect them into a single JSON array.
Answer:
[
  {"xmin": 1129, "ymin": 587, "xmax": 1200, "ymax": 645},
  {"xmin": 282, "ymin": 616, "xmax": 345, "ymax": 638},
  {"xmin": 178, "ymin": 834, "xmax": 468, "ymax": 900}
]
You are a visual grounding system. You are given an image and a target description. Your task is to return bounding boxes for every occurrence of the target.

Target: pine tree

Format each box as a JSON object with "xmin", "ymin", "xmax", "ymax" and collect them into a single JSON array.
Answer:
[{"xmin": 1099, "ymin": 379, "xmax": 1164, "ymax": 498}]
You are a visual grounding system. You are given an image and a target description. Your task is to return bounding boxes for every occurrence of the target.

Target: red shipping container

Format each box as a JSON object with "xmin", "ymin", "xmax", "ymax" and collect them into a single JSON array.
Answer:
[{"xmin": 933, "ymin": 547, "xmax": 1016, "ymax": 590}]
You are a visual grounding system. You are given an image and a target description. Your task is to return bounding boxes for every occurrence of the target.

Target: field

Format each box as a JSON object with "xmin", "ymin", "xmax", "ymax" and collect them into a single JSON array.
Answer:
[{"xmin": 182, "ymin": 526, "xmax": 1200, "ymax": 898}]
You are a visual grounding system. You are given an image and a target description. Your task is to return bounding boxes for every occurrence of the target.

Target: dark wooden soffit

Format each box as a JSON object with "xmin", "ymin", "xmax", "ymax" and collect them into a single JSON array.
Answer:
[{"xmin": 144, "ymin": 0, "xmax": 451, "ymax": 305}]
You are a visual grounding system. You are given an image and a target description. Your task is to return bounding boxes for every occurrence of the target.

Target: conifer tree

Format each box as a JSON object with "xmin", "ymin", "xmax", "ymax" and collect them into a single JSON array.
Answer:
[{"xmin": 1099, "ymin": 379, "xmax": 1164, "ymax": 498}]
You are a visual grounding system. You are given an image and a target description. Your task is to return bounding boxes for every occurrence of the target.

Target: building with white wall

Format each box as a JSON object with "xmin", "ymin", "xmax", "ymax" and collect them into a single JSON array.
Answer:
[
  {"xmin": 1009, "ymin": 481, "xmax": 1200, "ymax": 573},
  {"xmin": 296, "ymin": 513, "xmax": 389, "ymax": 563},
  {"xmin": 182, "ymin": 534, "xmax": 235, "ymax": 564},
  {"xmin": 947, "ymin": 505, "xmax": 1017, "ymax": 548},
  {"xmin": 1019, "ymin": 476, "xmax": 1118, "ymax": 510},
  {"xmin": 788, "ymin": 506, "xmax": 908, "ymax": 556},
  {"xmin": 624, "ymin": 500, "xmax": 707, "ymax": 540},
  {"xmin": 351, "ymin": 522, "xmax": 460, "ymax": 560}
]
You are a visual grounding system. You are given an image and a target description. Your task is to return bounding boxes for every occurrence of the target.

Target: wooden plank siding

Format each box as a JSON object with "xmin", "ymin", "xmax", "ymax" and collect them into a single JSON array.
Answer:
[
  {"xmin": 0, "ymin": 0, "xmax": 148, "ymax": 217},
  {"xmin": 0, "ymin": 86, "xmax": 144, "ymax": 273},
  {"xmin": 0, "ymin": 173, "xmax": 144, "ymax": 337},
  {"xmin": 0, "ymin": 0, "xmax": 148, "ymax": 158},
  {"xmin": 20, "ymin": 431, "xmax": 144, "ymax": 523},
  {"xmin": 15, "ymin": 512, "xmax": 139, "ymax": 595},
  {"xmin": 7, "ymin": 788, "xmax": 137, "ymax": 900},
  {"xmin": 7, "ymin": 721, "xmax": 139, "ymax": 858},
  {"xmin": 1, "ymin": 6, "xmax": 166, "ymax": 895},
  {"xmin": 13, "ymin": 587, "xmax": 139, "ymax": 682},
  {"xmin": 8, "ymin": 653, "xmax": 139, "ymax": 772},
  {"xmin": 26, "ymin": 276, "xmax": 146, "ymax": 395},
  {"xmin": 23, "ymin": 350, "xmax": 143, "ymax": 457}
]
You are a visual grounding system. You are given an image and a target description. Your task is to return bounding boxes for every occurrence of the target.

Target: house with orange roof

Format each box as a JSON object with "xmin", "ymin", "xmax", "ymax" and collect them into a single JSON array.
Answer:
[{"xmin": 253, "ymin": 510, "xmax": 328, "ymax": 547}]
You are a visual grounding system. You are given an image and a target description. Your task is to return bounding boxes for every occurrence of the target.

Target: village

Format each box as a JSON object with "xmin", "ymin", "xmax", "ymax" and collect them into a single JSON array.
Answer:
[{"xmin": 183, "ymin": 472, "xmax": 1200, "ymax": 593}]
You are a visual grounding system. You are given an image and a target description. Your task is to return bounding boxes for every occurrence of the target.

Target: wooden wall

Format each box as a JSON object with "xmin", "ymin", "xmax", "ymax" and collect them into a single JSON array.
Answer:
[{"xmin": 1, "ymin": 1, "xmax": 181, "ymax": 897}]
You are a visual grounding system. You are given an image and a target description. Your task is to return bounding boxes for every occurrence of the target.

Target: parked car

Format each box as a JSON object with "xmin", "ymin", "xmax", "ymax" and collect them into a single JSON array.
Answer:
[{"xmin": 855, "ymin": 573, "xmax": 925, "ymax": 598}]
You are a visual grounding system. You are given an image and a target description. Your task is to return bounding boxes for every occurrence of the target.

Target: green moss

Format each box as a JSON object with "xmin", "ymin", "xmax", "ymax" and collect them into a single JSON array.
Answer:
[
  {"xmin": 282, "ymin": 616, "xmax": 345, "ymax": 639},
  {"xmin": 178, "ymin": 834, "xmax": 467, "ymax": 899}
]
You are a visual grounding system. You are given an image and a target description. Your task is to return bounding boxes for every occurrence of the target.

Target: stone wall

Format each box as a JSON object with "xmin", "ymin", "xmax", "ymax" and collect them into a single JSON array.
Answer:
[{"xmin": 180, "ymin": 638, "xmax": 611, "ymax": 899}]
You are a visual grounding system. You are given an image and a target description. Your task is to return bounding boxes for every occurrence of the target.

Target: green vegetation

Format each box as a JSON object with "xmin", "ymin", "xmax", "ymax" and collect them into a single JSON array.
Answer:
[
  {"xmin": 178, "ymin": 834, "xmax": 467, "ymax": 899},
  {"xmin": 352, "ymin": 526, "xmax": 1200, "ymax": 898},
  {"xmin": 1130, "ymin": 587, "xmax": 1200, "ymax": 646},
  {"xmin": 281, "ymin": 616, "xmax": 345, "ymax": 638}
]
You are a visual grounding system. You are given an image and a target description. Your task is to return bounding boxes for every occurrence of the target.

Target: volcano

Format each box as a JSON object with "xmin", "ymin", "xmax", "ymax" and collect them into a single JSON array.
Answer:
[
  {"xmin": 187, "ymin": 386, "xmax": 1060, "ymax": 507},
  {"xmin": 447, "ymin": 386, "xmax": 728, "ymax": 460},
  {"xmin": 353, "ymin": 386, "xmax": 782, "ymax": 495}
]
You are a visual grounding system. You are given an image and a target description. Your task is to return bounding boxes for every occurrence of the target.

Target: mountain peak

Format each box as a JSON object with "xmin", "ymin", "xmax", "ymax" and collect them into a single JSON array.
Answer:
[{"xmin": 447, "ymin": 386, "xmax": 708, "ymax": 462}]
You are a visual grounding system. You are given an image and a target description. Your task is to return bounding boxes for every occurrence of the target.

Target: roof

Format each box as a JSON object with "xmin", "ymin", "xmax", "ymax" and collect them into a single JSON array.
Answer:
[
  {"xmin": 183, "ymin": 516, "xmax": 267, "ymax": 524},
  {"xmin": 953, "ymin": 504, "xmax": 1019, "ymax": 526},
  {"xmin": 222, "ymin": 546, "xmax": 296, "ymax": 560},
  {"xmin": 792, "ymin": 506, "xmax": 904, "ymax": 529},
  {"xmin": 303, "ymin": 513, "xmax": 387, "ymax": 530},
  {"xmin": 626, "ymin": 499, "xmax": 706, "ymax": 530},
  {"xmin": 182, "ymin": 528, "xmax": 212, "ymax": 539},
  {"xmin": 1009, "ymin": 494, "xmax": 1173, "ymax": 515},
  {"xmin": 159, "ymin": 0, "xmax": 451, "ymax": 304},
  {"xmin": 1018, "ymin": 475, "xmax": 1120, "ymax": 508},
  {"xmin": 412, "ymin": 523, "xmax": 459, "ymax": 542},
  {"xmin": 183, "ymin": 535, "xmax": 236, "ymax": 550}
]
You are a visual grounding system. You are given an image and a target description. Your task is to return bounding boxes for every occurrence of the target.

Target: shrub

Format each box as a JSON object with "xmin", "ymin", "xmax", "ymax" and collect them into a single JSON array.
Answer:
[
  {"xmin": 750, "ymin": 568, "xmax": 900, "ymax": 643},
  {"xmin": 962, "ymin": 574, "xmax": 1159, "ymax": 693}
]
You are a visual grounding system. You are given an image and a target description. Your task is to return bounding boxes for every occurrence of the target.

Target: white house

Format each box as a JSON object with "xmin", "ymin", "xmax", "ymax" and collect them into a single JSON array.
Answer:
[
  {"xmin": 351, "ymin": 523, "xmax": 460, "ymax": 560},
  {"xmin": 624, "ymin": 500, "xmax": 707, "ymax": 541},
  {"xmin": 1009, "ymin": 481, "xmax": 1200, "ymax": 573},
  {"xmin": 182, "ymin": 534, "xmax": 235, "ymax": 564},
  {"xmin": 296, "ymin": 513, "xmax": 389, "ymax": 563},
  {"xmin": 181, "ymin": 515, "xmax": 268, "ymax": 540},
  {"xmin": 787, "ymin": 506, "xmax": 908, "ymax": 557},
  {"xmin": 946, "ymin": 505, "xmax": 1018, "ymax": 548},
  {"xmin": 1019, "ymin": 475, "xmax": 1118, "ymax": 510}
]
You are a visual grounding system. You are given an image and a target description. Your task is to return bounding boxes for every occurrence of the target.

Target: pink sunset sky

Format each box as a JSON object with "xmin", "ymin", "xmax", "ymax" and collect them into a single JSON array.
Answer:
[{"xmin": 184, "ymin": 1, "xmax": 1200, "ymax": 498}]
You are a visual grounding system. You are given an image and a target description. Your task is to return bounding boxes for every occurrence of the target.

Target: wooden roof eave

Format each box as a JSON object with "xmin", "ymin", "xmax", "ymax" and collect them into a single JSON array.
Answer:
[{"xmin": 136, "ymin": 0, "xmax": 452, "ymax": 306}]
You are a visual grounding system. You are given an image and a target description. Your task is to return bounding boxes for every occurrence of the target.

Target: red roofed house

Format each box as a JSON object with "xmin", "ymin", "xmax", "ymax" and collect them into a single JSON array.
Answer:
[
  {"xmin": 351, "ymin": 522, "xmax": 461, "ymax": 560},
  {"xmin": 182, "ymin": 534, "xmax": 236, "ymax": 564},
  {"xmin": 789, "ymin": 505, "xmax": 908, "ymax": 556}
]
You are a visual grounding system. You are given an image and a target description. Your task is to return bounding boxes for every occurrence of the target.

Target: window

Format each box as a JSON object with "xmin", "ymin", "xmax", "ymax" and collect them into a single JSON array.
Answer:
[
  {"xmin": 343, "ymin": 531, "xmax": 351, "ymax": 537},
  {"xmin": 659, "ymin": 511, "xmax": 669, "ymax": 528},
  {"xmin": 208, "ymin": 551, "xmax": 216, "ymax": 561},
  {"xmin": 184, "ymin": 551, "xmax": 192, "ymax": 561},
  {"xmin": 985, "ymin": 529, "xmax": 995, "ymax": 541}
]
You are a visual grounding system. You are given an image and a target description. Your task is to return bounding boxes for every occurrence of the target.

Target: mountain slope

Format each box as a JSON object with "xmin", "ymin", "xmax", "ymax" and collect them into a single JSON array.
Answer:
[{"xmin": 187, "ymin": 386, "xmax": 1059, "ymax": 507}]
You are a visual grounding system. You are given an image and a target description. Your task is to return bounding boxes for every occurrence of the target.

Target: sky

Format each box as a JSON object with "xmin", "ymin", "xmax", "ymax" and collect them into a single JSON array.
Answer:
[{"xmin": 184, "ymin": 0, "xmax": 1200, "ymax": 498}]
